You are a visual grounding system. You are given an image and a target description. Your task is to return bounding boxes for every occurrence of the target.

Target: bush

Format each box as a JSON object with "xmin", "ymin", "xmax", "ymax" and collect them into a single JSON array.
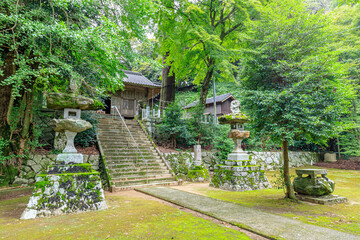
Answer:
[
  {"xmin": 156, "ymin": 102, "xmax": 192, "ymax": 148},
  {"xmin": 75, "ymin": 111, "xmax": 99, "ymax": 147},
  {"xmin": 165, "ymin": 153, "xmax": 193, "ymax": 178}
]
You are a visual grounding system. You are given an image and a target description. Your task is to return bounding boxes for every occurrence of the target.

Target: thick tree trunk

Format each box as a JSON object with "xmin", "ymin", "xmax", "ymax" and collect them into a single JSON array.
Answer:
[
  {"xmin": 0, "ymin": 50, "xmax": 15, "ymax": 129},
  {"xmin": 282, "ymin": 140, "xmax": 296, "ymax": 199},
  {"xmin": 160, "ymin": 55, "xmax": 176, "ymax": 109},
  {"xmin": 199, "ymin": 66, "xmax": 214, "ymax": 107}
]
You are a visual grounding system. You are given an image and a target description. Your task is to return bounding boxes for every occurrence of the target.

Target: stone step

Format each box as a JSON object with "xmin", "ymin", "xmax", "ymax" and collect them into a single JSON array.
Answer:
[
  {"xmin": 98, "ymin": 129, "xmax": 145, "ymax": 133},
  {"xmin": 100, "ymin": 144, "xmax": 153, "ymax": 148},
  {"xmin": 107, "ymin": 162, "xmax": 166, "ymax": 169},
  {"xmin": 113, "ymin": 176, "xmax": 176, "ymax": 187},
  {"xmin": 110, "ymin": 170, "xmax": 170, "ymax": 178},
  {"xmin": 98, "ymin": 135, "xmax": 148, "ymax": 139},
  {"xmin": 98, "ymin": 137, "xmax": 148, "ymax": 141},
  {"xmin": 104, "ymin": 155, "xmax": 160, "ymax": 159},
  {"xmin": 112, "ymin": 181, "xmax": 179, "ymax": 191},
  {"xmin": 104, "ymin": 156, "xmax": 161, "ymax": 160},
  {"xmin": 98, "ymin": 124, "xmax": 140, "ymax": 127},
  {"xmin": 112, "ymin": 173, "xmax": 173, "ymax": 181},
  {"xmin": 102, "ymin": 149, "xmax": 155, "ymax": 154},
  {"xmin": 99, "ymin": 139, "xmax": 151, "ymax": 144},
  {"xmin": 101, "ymin": 148, "xmax": 157, "ymax": 153},
  {"xmin": 102, "ymin": 152, "xmax": 155, "ymax": 156},
  {"xmin": 98, "ymin": 123, "xmax": 142, "ymax": 130},
  {"xmin": 106, "ymin": 160, "xmax": 163, "ymax": 166},
  {"xmin": 109, "ymin": 165, "xmax": 167, "ymax": 172},
  {"xmin": 109, "ymin": 167, "xmax": 168, "ymax": 174},
  {"xmin": 98, "ymin": 117, "xmax": 174, "ymax": 189}
]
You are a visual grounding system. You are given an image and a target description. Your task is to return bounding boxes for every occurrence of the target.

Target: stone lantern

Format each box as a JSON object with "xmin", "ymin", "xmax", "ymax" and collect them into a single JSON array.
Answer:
[
  {"xmin": 210, "ymin": 100, "xmax": 271, "ymax": 191},
  {"xmin": 21, "ymin": 92, "xmax": 107, "ymax": 219}
]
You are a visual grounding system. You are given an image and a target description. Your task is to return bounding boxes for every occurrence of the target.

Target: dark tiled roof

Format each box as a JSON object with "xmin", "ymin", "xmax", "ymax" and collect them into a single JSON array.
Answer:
[
  {"xmin": 122, "ymin": 70, "xmax": 161, "ymax": 88},
  {"xmin": 184, "ymin": 93, "xmax": 235, "ymax": 109}
]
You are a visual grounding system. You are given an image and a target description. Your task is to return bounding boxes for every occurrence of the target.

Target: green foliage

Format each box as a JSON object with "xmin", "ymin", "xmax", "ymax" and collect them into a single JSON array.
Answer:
[
  {"xmin": 161, "ymin": 0, "xmax": 253, "ymax": 83},
  {"xmin": 271, "ymin": 166, "xmax": 295, "ymax": 190},
  {"xmin": 0, "ymin": 138, "xmax": 12, "ymax": 165},
  {"xmin": 187, "ymin": 105, "xmax": 216, "ymax": 145},
  {"xmin": 0, "ymin": 0, "xmax": 156, "ymax": 165},
  {"xmin": 0, "ymin": 165, "xmax": 18, "ymax": 186},
  {"xmin": 240, "ymin": 0, "xmax": 355, "ymax": 146},
  {"xmin": 339, "ymin": 130, "xmax": 360, "ymax": 156},
  {"xmin": 212, "ymin": 125, "xmax": 233, "ymax": 160},
  {"xmin": 156, "ymin": 102, "xmax": 191, "ymax": 147},
  {"xmin": 165, "ymin": 153, "xmax": 193, "ymax": 178},
  {"xmin": 75, "ymin": 111, "xmax": 98, "ymax": 147},
  {"xmin": 187, "ymin": 165, "xmax": 210, "ymax": 181}
]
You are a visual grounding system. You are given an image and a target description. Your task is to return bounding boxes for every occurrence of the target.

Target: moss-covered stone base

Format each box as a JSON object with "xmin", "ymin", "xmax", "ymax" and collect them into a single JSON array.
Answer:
[
  {"xmin": 187, "ymin": 166, "xmax": 210, "ymax": 182},
  {"xmin": 21, "ymin": 163, "xmax": 107, "ymax": 219},
  {"xmin": 210, "ymin": 163, "xmax": 271, "ymax": 191}
]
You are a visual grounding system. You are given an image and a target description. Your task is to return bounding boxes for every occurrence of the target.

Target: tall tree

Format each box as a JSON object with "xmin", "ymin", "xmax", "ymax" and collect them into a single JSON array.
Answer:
[
  {"xmin": 240, "ymin": 0, "xmax": 355, "ymax": 199},
  {"xmin": 0, "ymin": 0, "xmax": 153, "ymax": 164},
  {"xmin": 158, "ymin": 0, "xmax": 177, "ymax": 109},
  {"xmin": 164, "ymin": 0, "xmax": 254, "ymax": 107}
]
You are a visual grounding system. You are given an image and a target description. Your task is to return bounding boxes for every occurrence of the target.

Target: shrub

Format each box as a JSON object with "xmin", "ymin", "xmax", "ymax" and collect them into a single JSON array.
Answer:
[{"xmin": 75, "ymin": 111, "xmax": 99, "ymax": 147}]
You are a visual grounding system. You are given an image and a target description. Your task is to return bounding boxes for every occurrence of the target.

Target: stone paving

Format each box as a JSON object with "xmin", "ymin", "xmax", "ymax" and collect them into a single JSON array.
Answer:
[{"xmin": 138, "ymin": 187, "xmax": 360, "ymax": 240}]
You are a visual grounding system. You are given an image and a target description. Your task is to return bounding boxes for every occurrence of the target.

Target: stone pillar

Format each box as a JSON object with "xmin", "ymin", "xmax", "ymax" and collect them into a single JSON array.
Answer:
[
  {"xmin": 194, "ymin": 145, "xmax": 202, "ymax": 166},
  {"xmin": 324, "ymin": 153, "xmax": 337, "ymax": 163},
  {"xmin": 54, "ymin": 132, "xmax": 67, "ymax": 152}
]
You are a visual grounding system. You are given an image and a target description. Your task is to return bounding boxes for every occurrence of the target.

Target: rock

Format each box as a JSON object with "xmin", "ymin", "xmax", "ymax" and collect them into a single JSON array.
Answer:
[
  {"xmin": 20, "ymin": 209, "xmax": 38, "ymax": 220},
  {"xmin": 88, "ymin": 155, "xmax": 99, "ymax": 163},
  {"xmin": 50, "ymin": 118, "xmax": 92, "ymax": 133},
  {"xmin": 46, "ymin": 92, "xmax": 104, "ymax": 110},
  {"xmin": 12, "ymin": 177, "xmax": 28, "ymax": 185},
  {"xmin": 32, "ymin": 164, "xmax": 43, "ymax": 173},
  {"xmin": 34, "ymin": 155, "xmax": 43, "ymax": 164}
]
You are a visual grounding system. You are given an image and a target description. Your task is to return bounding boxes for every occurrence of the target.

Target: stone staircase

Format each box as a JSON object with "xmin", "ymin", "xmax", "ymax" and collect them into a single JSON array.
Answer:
[{"xmin": 97, "ymin": 117, "xmax": 177, "ymax": 191}]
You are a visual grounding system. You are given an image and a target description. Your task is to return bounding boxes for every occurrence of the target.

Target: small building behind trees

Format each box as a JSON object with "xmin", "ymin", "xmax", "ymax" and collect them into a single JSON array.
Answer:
[{"xmin": 184, "ymin": 93, "xmax": 235, "ymax": 117}]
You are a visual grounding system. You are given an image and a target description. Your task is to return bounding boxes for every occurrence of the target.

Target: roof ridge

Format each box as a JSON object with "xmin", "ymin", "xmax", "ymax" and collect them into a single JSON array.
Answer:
[{"xmin": 122, "ymin": 70, "xmax": 143, "ymax": 76}]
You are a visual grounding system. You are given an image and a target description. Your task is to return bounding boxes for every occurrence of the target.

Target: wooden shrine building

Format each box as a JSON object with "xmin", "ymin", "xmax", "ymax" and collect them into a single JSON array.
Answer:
[{"xmin": 108, "ymin": 70, "xmax": 161, "ymax": 118}]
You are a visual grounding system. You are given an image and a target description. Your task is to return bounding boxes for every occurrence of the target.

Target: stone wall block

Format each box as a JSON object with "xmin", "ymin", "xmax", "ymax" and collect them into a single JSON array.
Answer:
[{"xmin": 33, "ymin": 155, "xmax": 43, "ymax": 164}]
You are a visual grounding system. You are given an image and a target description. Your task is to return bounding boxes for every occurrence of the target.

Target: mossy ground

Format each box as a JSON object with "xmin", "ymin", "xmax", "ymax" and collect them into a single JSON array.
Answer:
[
  {"xmin": 0, "ymin": 193, "xmax": 251, "ymax": 239},
  {"xmin": 177, "ymin": 166, "xmax": 360, "ymax": 236}
]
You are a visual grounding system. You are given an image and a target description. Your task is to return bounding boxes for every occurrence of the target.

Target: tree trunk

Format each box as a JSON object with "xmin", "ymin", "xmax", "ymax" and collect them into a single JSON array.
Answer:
[
  {"xmin": 282, "ymin": 140, "xmax": 296, "ymax": 199},
  {"xmin": 0, "ymin": 50, "xmax": 15, "ymax": 129},
  {"xmin": 200, "ymin": 59, "xmax": 214, "ymax": 106},
  {"xmin": 160, "ymin": 55, "xmax": 176, "ymax": 109},
  {"xmin": 18, "ymin": 91, "xmax": 34, "ymax": 157}
]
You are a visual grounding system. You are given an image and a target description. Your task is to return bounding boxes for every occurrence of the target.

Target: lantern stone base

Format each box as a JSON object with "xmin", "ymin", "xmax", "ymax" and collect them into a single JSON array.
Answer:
[
  {"xmin": 56, "ymin": 153, "xmax": 84, "ymax": 164},
  {"xmin": 210, "ymin": 161, "xmax": 271, "ymax": 191},
  {"xmin": 228, "ymin": 152, "xmax": 250, "ymax": 161},
  {"xmin": 296, "ymin": 194, "xmax": 347, "ymax": 205},
  {"xmin": 20, "ymin": 163, "xmax": 107, "ymax": 219}
]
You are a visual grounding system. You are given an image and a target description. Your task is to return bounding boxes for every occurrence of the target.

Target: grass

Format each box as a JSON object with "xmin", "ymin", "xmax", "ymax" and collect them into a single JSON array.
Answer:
[
  {"xmin": 0, "ymin": 194, "xmax": 251, "ymax": 240},
  {"xmin": 183, "ymin": 166, "xmax": 360, "ymax": 236}
]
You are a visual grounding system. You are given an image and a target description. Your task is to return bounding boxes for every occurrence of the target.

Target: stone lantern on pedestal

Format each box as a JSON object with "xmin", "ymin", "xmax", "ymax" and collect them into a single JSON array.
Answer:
[
  {"xmin": 210, "ymin": 100, "xmax": 271, "ymax": 191},
  {"xmin": 20, "ymin": 92, "xmax": 107, "ymax": 219}
]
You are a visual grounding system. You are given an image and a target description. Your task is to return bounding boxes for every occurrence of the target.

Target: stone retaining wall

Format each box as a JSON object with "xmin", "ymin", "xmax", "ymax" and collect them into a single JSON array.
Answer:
[
  {"xmin": 163, "ymin": 152, "xmax": 217, "ymax": 171},
  {"xmin": 249, "ymin": 151, "xmax": 320, "ymax": 170},
  {"xmin": 13, "ymin": 155, "xmax": 100, "ymax": 185},
  {"xmin": 162, "ymin": 151, "xmax": 320, "ymax": 171}
]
